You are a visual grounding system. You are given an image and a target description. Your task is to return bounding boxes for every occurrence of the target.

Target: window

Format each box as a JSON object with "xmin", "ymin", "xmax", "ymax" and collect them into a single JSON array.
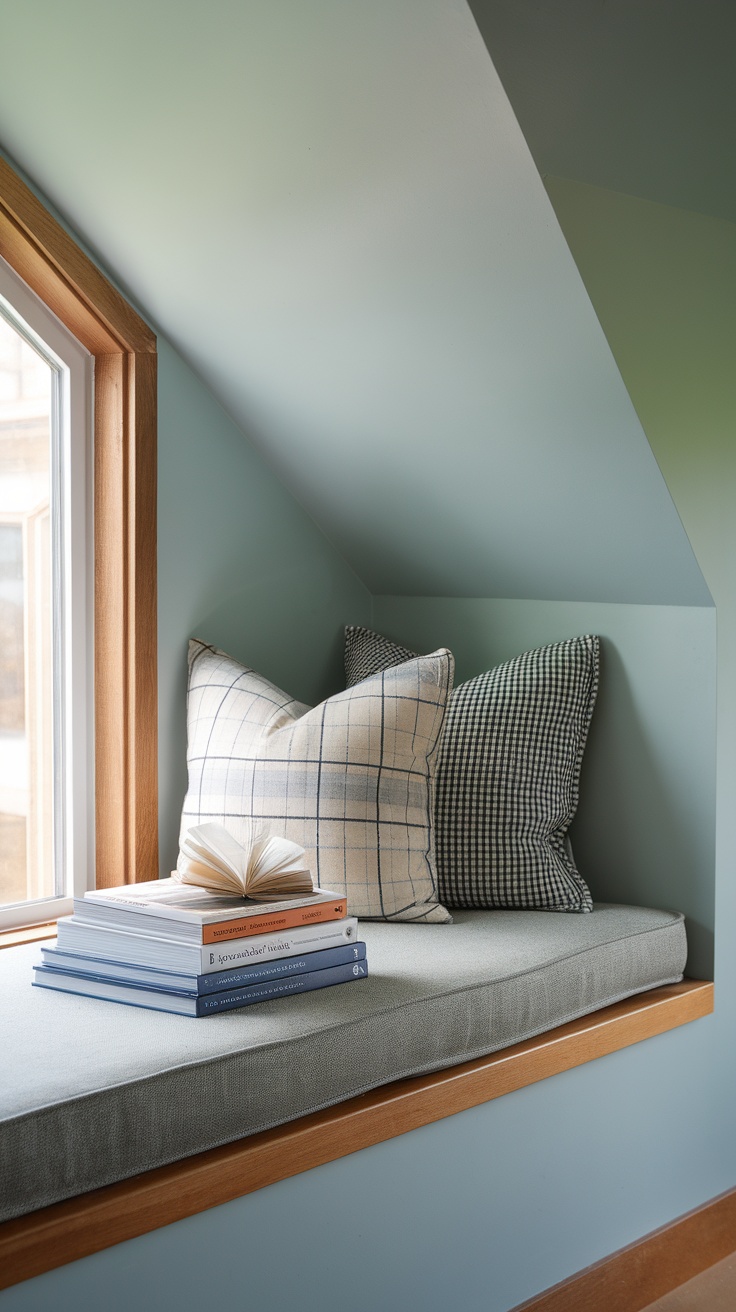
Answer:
[
  {"xmin": 0, "ymin": 257, "xmax": 92, "ymax": 929},
  {"xmin": 0, "ymin": 154, "xmax": 158, "ymax": 937}
]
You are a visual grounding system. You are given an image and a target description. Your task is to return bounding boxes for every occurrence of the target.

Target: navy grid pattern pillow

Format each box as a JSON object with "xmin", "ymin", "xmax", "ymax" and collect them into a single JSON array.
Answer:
[
  {"xmin": 344, "ymin": 626, "xmax": 599, "ymax": 913},
  {"xmin": 181, "ymin": 640, "xmax": 453, "ymax": 923}
]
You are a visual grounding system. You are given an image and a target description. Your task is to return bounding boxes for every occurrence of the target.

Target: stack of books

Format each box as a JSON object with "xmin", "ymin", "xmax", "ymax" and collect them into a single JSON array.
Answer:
[{"xmin": 32, "ymin": 879, "xmax": 368, "ymax": 1016}]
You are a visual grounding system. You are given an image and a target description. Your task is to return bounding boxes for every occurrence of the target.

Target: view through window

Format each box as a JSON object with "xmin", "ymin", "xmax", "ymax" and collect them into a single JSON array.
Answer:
[
  {"xmin": 0, "ymin": 255, "xmax": 91, "ymax": 930},
  {"xmin": 0, "ymin": 312, "xmax": 54, "ymax": 907}
]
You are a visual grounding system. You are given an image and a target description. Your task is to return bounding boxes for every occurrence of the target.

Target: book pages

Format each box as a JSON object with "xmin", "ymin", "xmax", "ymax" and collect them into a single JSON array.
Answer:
[{"xmin": 175, "ymin": 820, "xmax": 313, "ymax": 900}]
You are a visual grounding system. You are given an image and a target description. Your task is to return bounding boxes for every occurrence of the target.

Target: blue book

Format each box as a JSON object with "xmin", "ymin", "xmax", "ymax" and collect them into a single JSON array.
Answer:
[
  {"xmin": 40, "ymin": 940, "xmax": 367, "ymax": 995},
  {"xmin": 32, "ymin": 958, "xmax": 369, "ymax": 1016}
]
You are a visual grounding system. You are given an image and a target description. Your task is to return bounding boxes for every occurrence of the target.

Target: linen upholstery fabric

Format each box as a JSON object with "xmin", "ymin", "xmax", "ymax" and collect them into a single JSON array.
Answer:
[
  {"xmin": 181, "ymin": 640, "xmax": 453, "ymax": 923},
  {"xmin": 2, "ymin": 905, "xmax": 686, "ymax": 1221},
  {"xmin": 343, "ymin": 626, "xmax": 599, "ymax": 912}
]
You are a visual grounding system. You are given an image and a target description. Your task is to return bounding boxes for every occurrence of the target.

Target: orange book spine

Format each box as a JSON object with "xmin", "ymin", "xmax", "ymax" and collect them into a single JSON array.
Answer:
[{"xmin": 202, "ymin": 898, "xmax": 348, "ymax": 945}]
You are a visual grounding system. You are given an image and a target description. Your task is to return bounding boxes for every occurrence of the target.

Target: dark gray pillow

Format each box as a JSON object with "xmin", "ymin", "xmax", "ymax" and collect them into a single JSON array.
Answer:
[{"xmin": 344, "ymin": 626, "xmax": 599, "ymax": 912}]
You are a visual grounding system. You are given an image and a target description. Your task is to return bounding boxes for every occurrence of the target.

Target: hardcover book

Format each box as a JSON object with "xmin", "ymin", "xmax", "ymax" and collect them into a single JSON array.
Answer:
[
  {"xmin": 55, "ymin": 915, "xmax": 360, "ymax": 975},
  {"xmin": 76, "ymin": 878, "xmax": 347, "ymax": 944},
  {"xmin": 32, "ymin": 958, "xmax": 369, "ymax": 1016},
  {"xmin": 41, "ymin": 939, "xmax": 367, "ymax": 995}
]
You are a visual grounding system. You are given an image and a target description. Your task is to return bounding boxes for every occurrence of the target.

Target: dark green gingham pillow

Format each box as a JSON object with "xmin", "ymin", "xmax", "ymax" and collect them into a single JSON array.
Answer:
[{"xmin": 344, "ymin": 626, "xmax": 599, "ymax": 912}]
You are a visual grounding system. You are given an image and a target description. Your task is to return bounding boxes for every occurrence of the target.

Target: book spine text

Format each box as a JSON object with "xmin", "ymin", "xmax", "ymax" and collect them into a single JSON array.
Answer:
[
  {"xmin": 199, "ymin": 941, "xmax": 367, "ymax": 994},
  {"xmin": 196, "ymin": 959, "xmax": 368, "ymax": 1014},
  {"xmin": 202, "ymin": 898, "xmax": 347, "ymax": 944}
]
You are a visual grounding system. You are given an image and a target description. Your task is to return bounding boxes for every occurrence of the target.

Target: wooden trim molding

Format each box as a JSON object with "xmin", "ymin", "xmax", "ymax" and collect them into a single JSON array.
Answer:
[
  {"xmin": 0, "ymin": 923, "xmax": 57, "ymax": 950},
  {"xmin": 511, "ymin": 1176, "xmax": 736, "ymax": 1312},
  {"xmin": 0, "ymin": 155, "xmax": 157, "ymax": 889},
  {"xmin": 0, "ymin": 980, "xmax": 713, "ymax": 1290}
]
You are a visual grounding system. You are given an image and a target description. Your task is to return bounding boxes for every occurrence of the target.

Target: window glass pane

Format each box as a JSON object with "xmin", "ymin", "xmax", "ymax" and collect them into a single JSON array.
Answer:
[{"xmin": 0, "ymin": 314, "xmax": 53, "ymax": 907}]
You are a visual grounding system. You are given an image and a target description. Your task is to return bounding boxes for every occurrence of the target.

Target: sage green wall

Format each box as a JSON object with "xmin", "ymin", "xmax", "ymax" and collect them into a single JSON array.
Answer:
[
  {"xmin": 545, "ymin": 177, "xmax": 736, "ymax": 985},
  {"xmin": 372, "ymin": 596, "xmax": 716, "ymax": 978},
  {"xmin": 545, "ymin": 178, "xmax": 736, "ymax": 612},
  {"xmin": 157, "ymin": 336, "xmax": 371, "ymax": 871}
]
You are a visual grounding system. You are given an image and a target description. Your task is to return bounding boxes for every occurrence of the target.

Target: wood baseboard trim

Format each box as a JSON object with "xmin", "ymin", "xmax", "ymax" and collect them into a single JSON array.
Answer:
[
  {"xmin": 512, "ymin": 1180, "xmax": 736, "ymax": 1312},
  {"xmin": 0, "ymin": 980, "xmax": 712, "ymax": 1290}
]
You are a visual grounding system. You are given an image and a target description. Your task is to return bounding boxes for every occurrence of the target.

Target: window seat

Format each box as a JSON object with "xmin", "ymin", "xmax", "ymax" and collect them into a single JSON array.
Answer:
[{"xmin": 1, "ymin": 903, "xmax": 691, "ymax": 1234}]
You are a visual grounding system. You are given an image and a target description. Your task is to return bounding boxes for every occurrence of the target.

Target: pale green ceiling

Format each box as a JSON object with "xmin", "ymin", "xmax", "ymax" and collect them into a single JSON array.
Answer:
[{"xmin": 0, "ymin": 0, "xmax": 710, "ymax": 604}]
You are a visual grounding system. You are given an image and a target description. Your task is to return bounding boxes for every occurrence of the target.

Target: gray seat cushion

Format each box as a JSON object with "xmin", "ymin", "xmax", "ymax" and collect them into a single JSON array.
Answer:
[{"xmin": 0, "ymin": 903, "xmax": 686, "ymax": 1222}]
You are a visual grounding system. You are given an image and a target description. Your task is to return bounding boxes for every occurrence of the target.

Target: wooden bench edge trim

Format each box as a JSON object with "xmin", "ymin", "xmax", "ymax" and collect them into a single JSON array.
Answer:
[
  {"xmin": 0, "ymin": 980, "xmax": 713, "ymax": 1290},
  {"xmin": 510, "ymin": 1178, "xmax": 736, "ymax": 1312}
]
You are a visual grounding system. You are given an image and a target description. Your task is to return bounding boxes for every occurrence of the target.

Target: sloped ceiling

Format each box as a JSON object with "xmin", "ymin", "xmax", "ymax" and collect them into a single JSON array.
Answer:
[
  {"xmin": 469, "ymin": 0, "xmax": 736, "ymax": 224},
  {"xmin": 0, "ymin": 0, "xmax": 709, "ymax": 603}
]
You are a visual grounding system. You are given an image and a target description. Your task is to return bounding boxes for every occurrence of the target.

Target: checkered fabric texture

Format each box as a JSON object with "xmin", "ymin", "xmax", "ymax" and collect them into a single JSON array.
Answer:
[
  {"xmin": 344, "ymin": 627, "xmax": 599, "ymax": 912},
  {"xmin": 181, "ymin": 640, "xmax": 453, "ymax": 923},
  {"xmin": 344, "ymin": 625, "xmax": 416, "ymax": 687}
]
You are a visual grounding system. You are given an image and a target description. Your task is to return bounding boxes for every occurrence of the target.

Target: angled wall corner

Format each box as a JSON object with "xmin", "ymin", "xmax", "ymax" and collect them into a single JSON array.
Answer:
[
  {"xmin": 0, "ymin": 0, "xmax": 712, "ymax": 610},
  {"xmin": 544, "ymin": 175, "xmax": 736, "ymax": 615}
]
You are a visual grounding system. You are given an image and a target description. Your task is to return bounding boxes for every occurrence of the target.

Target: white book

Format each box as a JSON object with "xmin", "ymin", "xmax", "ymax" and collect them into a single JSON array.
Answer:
[
  {"xmin": 55, "ymin": 916, "xmax": 360, "ymax": 975},
  {"xmin": 75, "ymin": 877, "xmax": 346, "ymax": 943}
]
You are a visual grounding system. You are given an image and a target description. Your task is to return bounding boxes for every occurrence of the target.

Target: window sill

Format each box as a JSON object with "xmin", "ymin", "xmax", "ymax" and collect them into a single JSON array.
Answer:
[
  {"xmin": 0, "ymin": 978, "xmax": 713, "ymax": 1291},
  {"xmin": 0, "ymin": 922, "xmax": 58, "ymax": 950}
]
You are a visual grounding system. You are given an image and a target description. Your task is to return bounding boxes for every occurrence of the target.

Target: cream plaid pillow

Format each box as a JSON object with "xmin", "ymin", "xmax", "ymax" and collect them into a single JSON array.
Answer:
[{"xmin": 180, "ymin": 640, "xmax": 453, "ymax": 922}]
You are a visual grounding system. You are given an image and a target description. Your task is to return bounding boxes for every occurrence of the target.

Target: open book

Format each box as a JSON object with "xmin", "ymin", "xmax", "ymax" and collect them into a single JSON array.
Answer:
[{"xmin": 175, "ymin": 821, "xmax": 313, "ymax": 901}]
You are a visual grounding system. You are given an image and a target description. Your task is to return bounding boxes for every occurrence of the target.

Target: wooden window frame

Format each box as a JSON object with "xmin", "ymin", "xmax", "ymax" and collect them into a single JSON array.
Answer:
[{"xmin": 0, "ymin": 155, "xmax": 157, "ymax": 912}]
